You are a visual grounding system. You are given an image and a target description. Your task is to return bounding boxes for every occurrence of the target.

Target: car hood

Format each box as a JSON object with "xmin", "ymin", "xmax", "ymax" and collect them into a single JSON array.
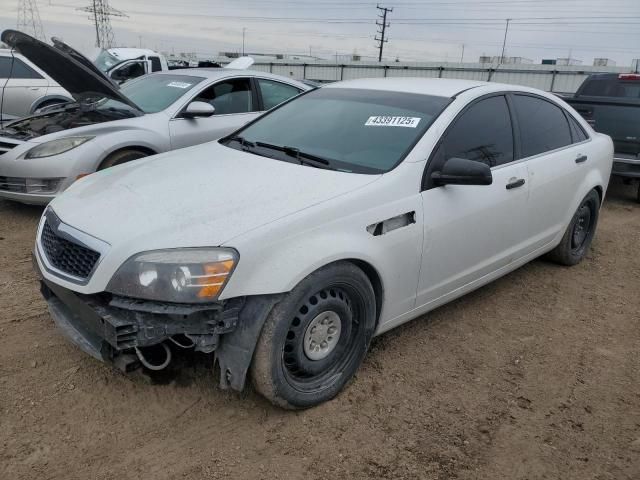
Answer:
[
  {"xmin": 50, "ymin": 142, "xmax": 379, "ymax": 249},
  {"xmin": 1, "ymin": 30, "xmax": 142, "ymax": 112}
]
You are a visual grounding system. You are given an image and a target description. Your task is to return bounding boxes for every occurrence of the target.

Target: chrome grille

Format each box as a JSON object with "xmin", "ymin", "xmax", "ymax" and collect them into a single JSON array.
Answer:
[
  {"xmin": 41, "ymin": 220, "xmax": 101, "ymax": 279},
  {"xmin": 0, "ymin": 176, "xmax": 26, "ymax": 193},
  {"xmin": 0, "ymin": 176, "xmax": 61, "ymax": 194}
]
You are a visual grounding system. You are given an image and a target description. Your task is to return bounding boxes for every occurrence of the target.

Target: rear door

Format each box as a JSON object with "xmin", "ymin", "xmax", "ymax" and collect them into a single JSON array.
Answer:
[
  {"xmin": 510, "ymin": 93, "xmax": 586, "ymax": 250},
  {"xmin": 169, "ymin": 77, "xmax": 260, "ymax": 149},
  {"xmin": 416, "ymin": 94, "xmax": 531, "ymax": 308},
  {"xmin": 0, "ymin": 56, "xmax": 48, "ymax": 119}
]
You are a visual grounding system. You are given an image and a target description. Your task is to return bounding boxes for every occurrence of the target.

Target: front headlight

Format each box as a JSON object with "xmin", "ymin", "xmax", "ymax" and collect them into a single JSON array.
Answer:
[
  {"xmin": 24, "ymin": 136, "xmax": 94, "ymax": 159},
  {"xmin": 106, "ymin": 248, "xmax": 238, "ymax": 303}
]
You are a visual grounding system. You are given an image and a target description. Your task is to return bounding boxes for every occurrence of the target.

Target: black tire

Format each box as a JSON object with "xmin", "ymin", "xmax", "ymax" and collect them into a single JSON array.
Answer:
[
  {"xmin": 98, "ymin": 149, "xmax": 149, "ymax": 170},
  {"xmin": 546, "ymin": 189, "xmax": 600, "ymax": 266},
  {"xmin": 636, "ymin": 182, "xmax": 640, "ymax": 204},
  {"xmin": 251, "ymin": 262, "xmax": 377, "ymax": 409}
]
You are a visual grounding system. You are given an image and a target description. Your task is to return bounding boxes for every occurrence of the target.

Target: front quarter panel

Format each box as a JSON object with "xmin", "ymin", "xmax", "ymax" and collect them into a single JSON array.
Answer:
[{"xmin": 220, "ymin": 163, "xmax": 426, "ymax": 328}]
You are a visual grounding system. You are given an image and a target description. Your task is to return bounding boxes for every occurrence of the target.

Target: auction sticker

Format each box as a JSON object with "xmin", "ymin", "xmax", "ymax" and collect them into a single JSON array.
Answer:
[
  {"xmin": 167, "ymin": 81, "xmax": 192, "ymax": 89},
  {"xmin": 365, "ymin": 116, "xmax": 421, "ymax": 128}
]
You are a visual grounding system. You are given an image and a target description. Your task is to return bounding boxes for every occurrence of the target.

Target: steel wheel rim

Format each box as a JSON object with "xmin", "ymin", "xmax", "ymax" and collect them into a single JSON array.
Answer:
[
  {"xmin": 281, "ymin": 285, "xmax": 363, "ymax": 392},
  {"xmin": 571, "ymin": 204, "xmax": 592, "ymax": 250},
  {"xmin": 303, "ymin": 311, "xmax": 342, "ymax": 360}
]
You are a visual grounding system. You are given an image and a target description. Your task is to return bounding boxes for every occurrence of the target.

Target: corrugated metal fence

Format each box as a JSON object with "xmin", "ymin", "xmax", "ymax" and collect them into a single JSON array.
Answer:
[{"xmin": 235, "ymin": 60, "xmax": 632, "ymax": 93}]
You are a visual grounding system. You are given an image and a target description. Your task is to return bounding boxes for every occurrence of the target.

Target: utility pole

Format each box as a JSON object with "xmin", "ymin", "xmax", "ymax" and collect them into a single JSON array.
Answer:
[
  {"xmin": 78, "ymin": 0, "xmax": 128, "ymax": 48},
  {"xmin": 17, "ymin": 0, "xmax": 45, "ymax": 40},
  {"xmin": 460, "ymin": 44, "xmax": 465, "ymax": 63},
  {"xmin": 242, "ymin": 27, "xmax": 246, "ymax": 56},
  {"xmin": 374, "ymin": 4, "xmax": 393, "ymax": 62},
  {"xmin": 500, "ymin": 18, "xmax": 511, "ymax": 64}
]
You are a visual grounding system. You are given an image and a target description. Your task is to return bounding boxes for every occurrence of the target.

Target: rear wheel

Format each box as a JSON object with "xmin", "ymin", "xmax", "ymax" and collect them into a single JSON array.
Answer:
[
  {"xmin": 546, "ymin": 189, "xmax": 600, "ymax": 266},
  {"xmin": 98, "ymin": 149, "xmax": 149, "ymax": 170},
  {"xmin": 251, "ymin": 262, "xmax": 376, "ymax": 409}
]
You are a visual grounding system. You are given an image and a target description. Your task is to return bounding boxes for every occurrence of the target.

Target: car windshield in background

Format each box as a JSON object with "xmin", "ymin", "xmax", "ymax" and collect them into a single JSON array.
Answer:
[
  {"xmin": 223, "ymin": 88, "xmax": 450, "ymax": 174},
  {"xmin": 118, "ymin": 74, "xmax": 204, "ymax": 113},
  {"xmin": 94, "ymin": 49, "xmax": 120, "ymax": 72}
]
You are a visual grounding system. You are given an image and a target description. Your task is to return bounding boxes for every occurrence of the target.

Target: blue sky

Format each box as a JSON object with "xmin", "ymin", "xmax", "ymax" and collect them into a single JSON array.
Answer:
[{"xmin": 1, "ymin": 0, "xmax": 639, "ymax": 65}]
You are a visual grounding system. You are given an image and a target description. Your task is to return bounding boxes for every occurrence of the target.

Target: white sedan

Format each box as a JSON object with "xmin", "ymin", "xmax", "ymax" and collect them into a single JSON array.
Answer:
[
  {"xmin": 34, "ymin": 77, "xmax": 613, "ymax": 409},
  {"xmin": 0, "ymin": 30, "xmax": 309, "ymax": 204}
]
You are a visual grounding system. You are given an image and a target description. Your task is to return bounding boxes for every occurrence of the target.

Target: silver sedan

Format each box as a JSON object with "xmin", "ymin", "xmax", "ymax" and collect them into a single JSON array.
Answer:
[{"xmin": 0, "ymin": 30, "xmax": 309, "ymax": 204}]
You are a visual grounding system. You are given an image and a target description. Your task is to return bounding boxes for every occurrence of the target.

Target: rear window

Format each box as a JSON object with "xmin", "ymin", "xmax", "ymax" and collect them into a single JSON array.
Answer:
[{"xmin": 581, "ymin": 78, "xmax": 640, "ymax": 98}]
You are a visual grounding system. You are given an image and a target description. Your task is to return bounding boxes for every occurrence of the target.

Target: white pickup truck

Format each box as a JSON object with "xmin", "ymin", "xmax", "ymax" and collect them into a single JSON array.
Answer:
[{"xmin": 94, "ymin": 47, "xmax": 169, "ymax": 84}]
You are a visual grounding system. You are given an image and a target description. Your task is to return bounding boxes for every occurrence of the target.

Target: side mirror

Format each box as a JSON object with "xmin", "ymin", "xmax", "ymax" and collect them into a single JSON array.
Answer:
[
  {"xmin": 182, "ymin": 101, "xmax": 215, "ymax": 119},
  {"xmin": 431, "ymin": 157, "xmax": 493, "ymax": 186}
]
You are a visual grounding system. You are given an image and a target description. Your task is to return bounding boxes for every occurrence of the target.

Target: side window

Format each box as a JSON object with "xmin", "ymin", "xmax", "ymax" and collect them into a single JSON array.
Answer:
[
  {"xmin": 440, "ymin": 95, "xmax": 514, "ymax": 168},
  {"xmin": 6, "ymin": 58, "xmax": 43, "ymax": 79},
  {"xmin": 194, "ymin": 78, "xmax": 255, "ymax": 115},
  {"xmin": 111, "ymin": 62, "xmax": 146, "ymax": 83},
  {"xmin": 580, "ymin": 79, "xmax": 611, "ymax": 97},
  {"xmin": 257, "ymin": 79, "xmax": 302, "ymax": 110},
  {"xmin": 567, "ymin": 114, "xmax": 588, "ymax": 143},
  {"xmin": 0, "ymin": 57, "xmax": 11, "ymax": 77},
  {"xmin": 149, "ymin": 56, "xmax": 162, "ymax": 72},
  {"xmin": 512, "ymin": 95, "xmax": 572, "ymax": 158}
]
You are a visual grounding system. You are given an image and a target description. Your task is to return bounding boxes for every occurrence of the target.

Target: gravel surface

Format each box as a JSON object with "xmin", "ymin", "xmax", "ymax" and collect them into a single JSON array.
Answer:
[{"xmin": 1, "ymin": 178, "xmax": 638, "ymax": 480}]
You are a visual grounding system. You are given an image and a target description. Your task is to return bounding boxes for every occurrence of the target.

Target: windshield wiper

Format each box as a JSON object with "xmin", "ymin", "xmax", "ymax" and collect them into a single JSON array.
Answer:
[
  {"xmin": 226, "ymin": 135, "xmax": 255, "ymax": 150},
  {"xmin": 254, "ymin": 142, "xmax": 334, "ymax": 169}
]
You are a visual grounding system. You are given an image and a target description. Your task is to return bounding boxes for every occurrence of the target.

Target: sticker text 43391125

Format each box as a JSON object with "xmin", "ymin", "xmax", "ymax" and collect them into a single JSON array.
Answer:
[{"xmin": 365, "ymin": 116, "xmax": 421, "ymax": 128}]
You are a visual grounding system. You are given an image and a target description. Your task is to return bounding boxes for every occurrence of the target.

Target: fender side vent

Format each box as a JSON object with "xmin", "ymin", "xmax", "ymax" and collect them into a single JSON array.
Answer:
[{"xmin": 367, "ymin": 211, "xmax": 416, "ymax": 236}]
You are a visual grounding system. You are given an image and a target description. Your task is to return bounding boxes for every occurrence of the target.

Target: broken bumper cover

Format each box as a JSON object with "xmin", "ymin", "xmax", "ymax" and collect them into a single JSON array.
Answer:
[
  {"xmin": 36, "ymin": 257, "xmax": 281, "ymax": 391},
  {"xmin": 40, "ymin": 277, "xmax": 240, "ymax": 359}
]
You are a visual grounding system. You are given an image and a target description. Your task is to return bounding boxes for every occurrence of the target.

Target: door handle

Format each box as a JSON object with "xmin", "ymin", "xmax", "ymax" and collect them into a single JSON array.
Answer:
[
  {"xmin": 506, "ymin": 178, "xmax": 526, "ymax": 190},
  {"xmin": 575, "ymin": 154, "xmax": 588, "ymax": 164},
  {"xmin": 29, "ymin": 87, "xmax": 40, "ymax": 91}
]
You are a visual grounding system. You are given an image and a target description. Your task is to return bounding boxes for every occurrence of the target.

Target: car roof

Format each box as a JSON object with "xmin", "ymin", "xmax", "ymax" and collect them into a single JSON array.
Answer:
[
  {"xmin": 106, "ymin": 47, "xmax": 161, "ymax": 59},
  {"xmin": 153, "ymin": 68, "xmax": 309, "ymax": 85},
  {"xmin": 324, "ymin": 77, "xmax": 491, "ymax": 97}
]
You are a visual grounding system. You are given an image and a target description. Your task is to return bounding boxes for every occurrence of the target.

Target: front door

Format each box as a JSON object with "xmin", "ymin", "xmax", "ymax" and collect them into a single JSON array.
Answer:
[
  {"xmin": 416, "ymin": 94, "xmax": 531, "ymax": 308},
  {"xmin": 169, "ymin": 77, "xmax": 261, "ymax": 149}
]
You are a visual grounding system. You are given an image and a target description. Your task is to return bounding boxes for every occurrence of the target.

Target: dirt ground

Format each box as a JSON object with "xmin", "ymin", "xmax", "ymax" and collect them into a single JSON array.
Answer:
[{"xmin": 0, "ymin": 179, "xmax": 638, "ymax": 480}]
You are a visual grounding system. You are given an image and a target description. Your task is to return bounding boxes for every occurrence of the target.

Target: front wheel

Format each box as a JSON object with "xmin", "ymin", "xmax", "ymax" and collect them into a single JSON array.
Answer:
[
  {"xmin": 98, "ymin": 149, "xmax": 149, "ymax": 170},
  {"xmin": 251, "ymin": 262, "xmax": 377, "ymax": 409},
  {"xmin": 546, "ymin": 189, "xmax": 600, "ymax": 266}
]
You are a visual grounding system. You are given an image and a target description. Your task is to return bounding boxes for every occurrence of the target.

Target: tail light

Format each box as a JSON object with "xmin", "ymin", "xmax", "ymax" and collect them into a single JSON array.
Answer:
[{"xmin": 618, "ymin": 74, "xmax": 640, "ymax": 80}]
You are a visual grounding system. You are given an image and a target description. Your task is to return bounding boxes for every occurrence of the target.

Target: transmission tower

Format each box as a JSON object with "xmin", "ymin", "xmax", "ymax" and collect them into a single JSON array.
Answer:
[
  {"xmin": 17, "ymin": 0, "xmax": 45, "ymax": 40},
  {"xmin": 374, "ymin": 4, "xmax": 393, "ymax": 62},
  {"xmin": 78, "ymin": 0, "xmax": 128, "ymax": 49}
]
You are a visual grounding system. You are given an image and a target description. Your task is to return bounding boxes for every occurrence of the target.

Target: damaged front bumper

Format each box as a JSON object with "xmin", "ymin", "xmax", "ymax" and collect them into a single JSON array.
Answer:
[{"xmin": 37, "ymin": 261, "xmax": 280, "ymax": 391}]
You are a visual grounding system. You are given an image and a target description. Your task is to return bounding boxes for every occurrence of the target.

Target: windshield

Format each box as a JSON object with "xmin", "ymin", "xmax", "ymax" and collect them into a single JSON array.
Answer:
[
  {"xmin": 117, "ymin": 74, "xmax": 204, "ymax": 113},
  {"xmin": 223, "ymin": 88, "xmax": 450, "ymax": 173},
  {"xmin": 94, "ymin": 50, "xmax": 121, "ymax": 72}
]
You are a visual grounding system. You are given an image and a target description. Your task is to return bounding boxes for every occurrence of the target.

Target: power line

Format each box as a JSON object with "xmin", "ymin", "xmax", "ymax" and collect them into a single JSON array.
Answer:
[
  {"xmin": 374, "ymin": 4, "xmax": 393, "ymax": 62},
  {"xmin": 17, "ymin": 0, "xmax": 45, "ymax": 40},
  {"xmin": 78, "ymin": 0, "xmax": 128, "ymax": 48}
]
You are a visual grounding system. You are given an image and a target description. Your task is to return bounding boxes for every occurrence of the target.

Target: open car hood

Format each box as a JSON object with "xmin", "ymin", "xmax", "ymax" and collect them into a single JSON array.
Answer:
[{"xmin": 1, "ymin": 30, "xmax": 142, "ymax": 112}]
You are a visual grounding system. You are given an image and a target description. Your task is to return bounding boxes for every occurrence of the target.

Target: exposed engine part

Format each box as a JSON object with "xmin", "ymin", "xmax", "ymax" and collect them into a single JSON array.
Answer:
[
  {"xmin": 0, "ymin": 104, "xmax": 137, "ymax": 140},
  {"xmin": 135, "ymin": 343, "xmax": 172, "ymax": 371}
]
